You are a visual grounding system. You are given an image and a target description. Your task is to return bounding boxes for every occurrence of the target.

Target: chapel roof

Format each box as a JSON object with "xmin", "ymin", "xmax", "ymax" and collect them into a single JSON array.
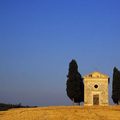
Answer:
[{"xmin": 83, "ymin": 71, "xmax": 109, "ymax": 79}]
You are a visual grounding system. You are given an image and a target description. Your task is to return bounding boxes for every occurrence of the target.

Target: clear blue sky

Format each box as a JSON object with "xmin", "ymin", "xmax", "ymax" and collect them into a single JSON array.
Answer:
[{"xmin": 0, "ymin": 0, "xmax": 120, "ymax": 106}]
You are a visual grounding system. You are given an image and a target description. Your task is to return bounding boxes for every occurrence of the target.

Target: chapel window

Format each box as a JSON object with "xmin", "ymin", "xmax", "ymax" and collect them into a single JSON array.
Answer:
[{"xmin": 94, "ymin": 84, "xmax": 98, "ymax": 89}]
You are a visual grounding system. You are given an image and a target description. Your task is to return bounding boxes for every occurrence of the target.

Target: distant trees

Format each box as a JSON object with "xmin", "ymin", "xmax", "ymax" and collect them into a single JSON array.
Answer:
[
  {"xmin": 112, "ymin": 67, "xmax": 120, "ymax": 105},
  {"xmin": 0, "ymin": 103, "xmax": 23, "ymax": 111},
  {"xmin": 0, "ymin": 103, "xmax": 37, "ymax": 111},
  {"xmin": 66, "ymin": 59, "xmax": 84, "ymax": 105}
]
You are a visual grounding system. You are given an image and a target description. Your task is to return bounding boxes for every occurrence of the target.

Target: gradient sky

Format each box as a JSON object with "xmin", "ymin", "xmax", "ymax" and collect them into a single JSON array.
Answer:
[{"xmin": 0, "ymin": 0, "xmax": 120, "ymax": 106}]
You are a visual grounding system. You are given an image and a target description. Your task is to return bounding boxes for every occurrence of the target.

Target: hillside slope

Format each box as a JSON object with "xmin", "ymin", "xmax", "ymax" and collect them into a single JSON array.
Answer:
[{"xmin": 0, "ymin": 106, "xmax": 120, "ymax": 120}]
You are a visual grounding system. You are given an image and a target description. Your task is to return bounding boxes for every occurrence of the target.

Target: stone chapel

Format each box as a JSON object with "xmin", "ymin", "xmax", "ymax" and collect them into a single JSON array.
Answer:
[{"xmin": 83, "ymin": 71, "xmax": 109, "ymax": 106}]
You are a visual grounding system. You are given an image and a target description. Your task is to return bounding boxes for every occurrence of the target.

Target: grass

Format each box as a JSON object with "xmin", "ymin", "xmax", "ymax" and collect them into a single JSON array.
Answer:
[{"xmin": 0, "ymin": 106, "xmax": 120, "ymax": 120}]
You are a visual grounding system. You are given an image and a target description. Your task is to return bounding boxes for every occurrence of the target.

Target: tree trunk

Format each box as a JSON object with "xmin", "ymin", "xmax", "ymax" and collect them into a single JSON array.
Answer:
[{"xmin": 72, "ymin": 98, "xmax": 74, "ymax": 106}]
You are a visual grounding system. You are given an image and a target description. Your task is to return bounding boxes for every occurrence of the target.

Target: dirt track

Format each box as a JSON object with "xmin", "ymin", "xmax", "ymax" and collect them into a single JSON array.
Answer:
[{"xmin": 0, "ymin": 106, "xmax": 120, "ymax": 120}]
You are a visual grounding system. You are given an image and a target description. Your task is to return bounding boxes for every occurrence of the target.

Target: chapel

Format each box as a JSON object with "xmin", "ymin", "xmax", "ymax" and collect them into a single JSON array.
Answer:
[{"xmin": 83, "ymin": 71, "xmax": 109, "ymax": 106}]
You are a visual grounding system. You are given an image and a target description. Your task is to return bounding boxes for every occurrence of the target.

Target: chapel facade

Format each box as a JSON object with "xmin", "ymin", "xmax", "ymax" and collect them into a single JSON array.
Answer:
[{"xmin": 83, "ymin": 71, "xmax": 109, "ymax": 106}]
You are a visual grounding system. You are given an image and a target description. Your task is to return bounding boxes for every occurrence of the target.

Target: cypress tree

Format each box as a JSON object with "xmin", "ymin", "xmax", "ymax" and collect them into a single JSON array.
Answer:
[
  {"xmin": 66, "ymin": 59, "xmax": 84, "ymax": 105},
  {"xmin": 112, "ymin": 67, "xmax": 120, "ymax": 104}
]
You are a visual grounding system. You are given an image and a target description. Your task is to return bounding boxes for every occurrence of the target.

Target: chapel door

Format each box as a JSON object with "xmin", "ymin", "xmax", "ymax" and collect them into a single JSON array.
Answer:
[{"xmin": 93, "ymin": 94, "xmax": 99, "ymax": 105}]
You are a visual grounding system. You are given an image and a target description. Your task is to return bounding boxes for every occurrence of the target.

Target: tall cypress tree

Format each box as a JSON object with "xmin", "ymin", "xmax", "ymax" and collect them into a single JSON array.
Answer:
[
  {"xmin": 66, "ymin": 59, "xmax": 84, "ymax": 105},
  {"xmin": 112, "ymin": 67, "xmax": 120, "ymax": 104}
]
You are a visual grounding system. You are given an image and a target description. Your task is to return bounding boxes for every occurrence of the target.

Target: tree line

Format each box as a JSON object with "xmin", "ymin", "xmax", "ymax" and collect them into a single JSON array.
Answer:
[
  {"xmin": 0, "ymin": 103, "xmax": 37, "ymax": 111},
  {"xmin": 66, "ymin": 59, "xmax": 120, "ymax": 105}
]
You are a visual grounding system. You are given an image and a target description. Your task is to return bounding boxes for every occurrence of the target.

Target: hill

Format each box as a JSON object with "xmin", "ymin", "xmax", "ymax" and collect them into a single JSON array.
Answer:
[{"xmin": 0, "ymin": 106, "xmax": 120, "ymax": 120}]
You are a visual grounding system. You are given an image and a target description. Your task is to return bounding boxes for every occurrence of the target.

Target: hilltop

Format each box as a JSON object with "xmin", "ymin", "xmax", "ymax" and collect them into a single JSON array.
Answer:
[{"xmin": 0, "ymin": 106, "xmax": 120, "ymax": 120}]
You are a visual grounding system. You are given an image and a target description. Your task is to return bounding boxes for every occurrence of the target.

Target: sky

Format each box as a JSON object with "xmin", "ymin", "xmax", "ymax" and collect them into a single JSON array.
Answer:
[{"xmin": 0, "ymin": 0, "xmax": 120, "ymax": 106}]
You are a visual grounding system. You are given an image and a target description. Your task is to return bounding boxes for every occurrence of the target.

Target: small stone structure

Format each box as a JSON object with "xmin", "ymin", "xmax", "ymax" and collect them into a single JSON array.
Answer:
[{"xmin": 83, "ymin": 71, "xmax": 109, "ymax": 106}]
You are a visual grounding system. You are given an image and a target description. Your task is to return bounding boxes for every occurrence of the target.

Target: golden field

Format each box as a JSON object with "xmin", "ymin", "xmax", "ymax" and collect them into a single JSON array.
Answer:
[{"xmin": 0, "ymin": 106, "xmax": 120, "ymax": 120}]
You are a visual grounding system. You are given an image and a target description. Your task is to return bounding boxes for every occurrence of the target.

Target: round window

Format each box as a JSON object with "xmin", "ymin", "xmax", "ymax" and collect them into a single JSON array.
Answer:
[{"xmin": 94, "ymin": 84, "xmax": 98, "ymax": 88}]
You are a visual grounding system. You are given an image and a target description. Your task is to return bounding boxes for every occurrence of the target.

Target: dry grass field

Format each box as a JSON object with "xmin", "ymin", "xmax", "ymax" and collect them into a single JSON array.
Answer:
[{"xmin": 0, "ymin": 106, "xmax": 120, "ymax": 120}]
